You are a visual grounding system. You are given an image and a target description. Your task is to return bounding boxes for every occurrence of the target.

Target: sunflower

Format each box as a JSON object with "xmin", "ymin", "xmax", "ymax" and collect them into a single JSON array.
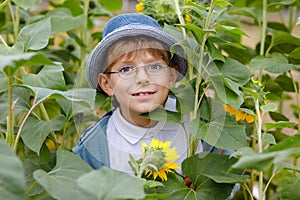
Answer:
[
  {"xmin": 141, "ymin": 139, "xmax": 179, "ymax": 181},
  {"xmin": 223, "ymin": 104, "xmax": 256, "ymax": 124},
  {"xmin": 136, "ymin": 2, "xmax": 144, "ymax": 13}
]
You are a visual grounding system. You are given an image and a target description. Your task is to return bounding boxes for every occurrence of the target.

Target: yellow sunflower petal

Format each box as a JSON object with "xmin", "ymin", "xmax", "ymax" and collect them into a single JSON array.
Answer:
[
  {"xmin": 236, "ymin": 110, "xmax": 247, "ymax": 121},
  {"xmin": 184, "ymin": 14, "xmax": 191, "ymax": 23},
  {"xmin": 135, "ymin": 2, "xmax": 144, "ymax": 13},
  {"xmin": 223, "ymin": 104, "xmax": 237, "ymax": 115},
  {"xmin": 246, "ymin": 114, "xmax": 255, "ymax": 123},
  {"xmin": 161, "ymin": 141, "xmax": 171, "ymax": 148},
  {"xmin": 159, "ymin": 168, "xmax": 168, "ymax": 181},
  {"xmin": 153, "ymin": 171, "xmax": 158, "ymax": 180},
  {"xmin": 165, "ymin": 162, "xmax": 179, "ymax": 170},
  {"xmin": 151, "ymin": 138, "xmax": 159, "ymax": 148}
]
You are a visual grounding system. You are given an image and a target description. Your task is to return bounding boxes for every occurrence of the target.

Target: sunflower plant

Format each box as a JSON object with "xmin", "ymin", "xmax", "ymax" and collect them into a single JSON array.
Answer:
[
  {"xmin": 1, "ymin": 0, "xmax": 300, "ymax": 199},
  {"xmin": 129, "ymin": 138, "xmax": 180, "ymax": 181}
]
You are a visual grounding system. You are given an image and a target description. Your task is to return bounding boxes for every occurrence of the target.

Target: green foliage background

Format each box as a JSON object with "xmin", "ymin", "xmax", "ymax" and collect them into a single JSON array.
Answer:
[{"xmin": 0, "ymin": 0, "xmax": 300, "ymax": 199}]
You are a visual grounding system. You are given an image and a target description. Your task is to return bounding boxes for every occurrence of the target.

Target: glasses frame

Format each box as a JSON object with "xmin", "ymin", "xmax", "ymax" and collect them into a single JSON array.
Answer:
[{"xmin": 103, "ymin": 63, "xmax": 171, "ymax": 79}]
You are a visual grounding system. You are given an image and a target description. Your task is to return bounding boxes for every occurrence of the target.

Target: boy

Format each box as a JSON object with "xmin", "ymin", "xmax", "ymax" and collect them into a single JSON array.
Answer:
[
  {"xmin": 73, "ymin": 13, "xmax": 218, "ymax": 173},
  {"xmin": 73, "ymin": 13, "xmax": 239, "ymax": 199}
]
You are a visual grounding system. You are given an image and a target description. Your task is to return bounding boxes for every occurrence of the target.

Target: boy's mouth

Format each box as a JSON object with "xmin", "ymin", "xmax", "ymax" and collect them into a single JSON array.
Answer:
[{"xmin": 132, "ymin": 91, "xmax": 155, "ymax": 96}]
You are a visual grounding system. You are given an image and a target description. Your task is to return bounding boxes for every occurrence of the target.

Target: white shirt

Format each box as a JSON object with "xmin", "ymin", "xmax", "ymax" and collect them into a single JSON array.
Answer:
[{"xmin": 106, "ymin": 97, "xmax": 203, "ymax": 174}]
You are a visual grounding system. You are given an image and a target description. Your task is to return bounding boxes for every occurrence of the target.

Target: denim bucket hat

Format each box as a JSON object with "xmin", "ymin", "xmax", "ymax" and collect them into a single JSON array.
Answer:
[{"xmin": 86, "ymin": 13, "xmax": 188, "ymax": 90}]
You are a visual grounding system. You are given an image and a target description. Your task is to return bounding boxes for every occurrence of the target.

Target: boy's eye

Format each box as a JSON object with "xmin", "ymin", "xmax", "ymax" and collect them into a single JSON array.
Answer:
[
  {"xmin": 148, "ymin": 64, "xmax": 162, "ymax": 70},
  {"xmin": 119, "ymin": 66, "xmax": 133, "ymax": 73}
]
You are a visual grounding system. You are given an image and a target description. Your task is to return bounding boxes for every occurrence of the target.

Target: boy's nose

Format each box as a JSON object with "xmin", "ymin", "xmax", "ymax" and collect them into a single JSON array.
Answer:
[{"xmin": 135, "ymin": 67, "xmax": 150, "ymax": 85}]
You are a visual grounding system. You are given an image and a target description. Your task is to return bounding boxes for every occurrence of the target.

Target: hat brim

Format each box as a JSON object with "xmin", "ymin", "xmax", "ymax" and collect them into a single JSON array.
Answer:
[{"xmin": 86, "ymin": 25, "xmax": 188, "ymax": 90}]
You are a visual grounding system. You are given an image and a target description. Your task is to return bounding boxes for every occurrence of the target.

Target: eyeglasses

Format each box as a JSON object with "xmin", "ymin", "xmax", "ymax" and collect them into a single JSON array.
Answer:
[{"xmin": 103, "ymin": 63, "xmax": 170, "ymax": 79}]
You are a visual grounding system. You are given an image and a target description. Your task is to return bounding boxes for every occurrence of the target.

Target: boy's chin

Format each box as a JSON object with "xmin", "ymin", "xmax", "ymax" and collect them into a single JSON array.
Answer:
[{"xmin": 136, "ymin": 104, "xmax": 164, "ymax": 114}]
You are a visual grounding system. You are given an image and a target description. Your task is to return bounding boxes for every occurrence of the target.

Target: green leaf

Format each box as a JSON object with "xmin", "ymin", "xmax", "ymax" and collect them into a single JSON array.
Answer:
[
  {"xmin": 77, "ymin": 167, "xmax": 146, "ymax": 200},
  {"xmin": 216, "ymin": 24, "xmax": 249, "ymax": 37},
  {"xmin": 98, "ymin": 0, "xmax": 122, "ymax": 12},
  {"xmin": 21, "ymin": 115, "xmax": 65, "ymax": 154},
  {"xmin": 279, "ymin": 173, "xmax": 300, "ymax": 200},
  {"xmin": 0, "ymin": 72, "xmax": 8, "ymax": 92},
  {"xmin": 22, "ymin": 86, "xmax": 95, "ymax": 109},
  {"xmin": 141, "ymin": 107, "xmax": 183, "ymax": 124},
  {"xmin": 229, "ymin": 7, "xmax": 261, "ymax": 24},
  {"xmin": 181, "ymin": 24, "xmax": 208, "ymax": 44},
  {"xmin": 269, "ymin": 31, "xmax": 300, "ymax": 50},
  {"xmin": 0, "ymin": 87, "xmax": 31, "ymax": 124},
  {"xmin": 56, "ymin": 98, "xmax": 93, "ymax": 120},
  {"xmin": 262, "ymin": 133, "xmax": 276, "ymax": 147},
  {"xmin": 206, "ymin": 39, "xmax": 225, "ymax": 62},
  {"xmin": 232, "ymin": 147, "xmax": 256, "ymax": 157},
  {"xmin": 268, "ymin": 0, "xmax": 296, "ymax": 6},
  {"xmin": 23, "ymin": 65, "xmax": 67, "ymax": 91},
  {"xmin": 274, "ymin": 163, "xmax": 300, "ymax": 174},
  {"xmin": 213, "ymin": 0, "xmax": 232, "ymax": 7},
  {"xmin": 268, "ymin": 134, "xmax": 300, "ymax": 152},
  {"xmin": 0, "ymin": 41, "xmax": 24, "ymax": 55},
  {"xmin": 264, "ymin": 121, "xmax": 296, "ymax": 132},
  {"xmin": 275, "ymin": 74, "xmax": 298, "ymax": 92},
  {"xmin": 12, "ymin": 0, "xmax": 43, "ymax": 9},
  {"xmin": 210, "ymin": 75, "xmax": 244, "ymax": 109},
  {"xmin": 262, "ymin": 74, "xmax": 283, "ymax": 100},
  {"xmin": 0, "ymin": 139, "xmax": 26, "ymax": 200},
  {"xmin": 249, "ymin": 54, "xmax": 293, "ymax": 74},
  {"xmin": 46, "ymin": 8, "xmax": 85, "ymax": 32},
  {"xmin": 170, "ymin": 82, "xmax": 195, "ymax": 114},
  {"xmin": 261, "ymin": 103, "xmax": 277, "ymax": 113},
  {"xmin": 157, "ymin": 172, "xmax": 208, "ymax": 199},
  {"xmin": 232, "ymin": 148, "xmax": 300, "ymax": 171},
  {"xmin": 0, "ymin": 53, "xmax": 54, "ymax": 76},
  {"xmin": 206, "ymin": 57, "xmax": 252, "ymax": 108},
  {"xmin": 209, "ymin": 36, "xmax": 245, "ymax": 49},
  {"xmin": 181, "ymin": 153, "xmax": 245, "ymax": 199},
  {"xmin": 62, "ymin": 0, "xmax": 83, "ymax": 16},
  {"xmin": 18, "ymin": 18, "xmax": 51, "ymax": 51},
  {"xmin": 144, "ymin": 180, "xmax": 164, "ymax": 189},
  {"xmin": 191, "ymin": 119, "xmax": 247, "ymax": 150},
  {"xmin": 33, "ymin": 150, "xmax": 94, "ymax": 200}
]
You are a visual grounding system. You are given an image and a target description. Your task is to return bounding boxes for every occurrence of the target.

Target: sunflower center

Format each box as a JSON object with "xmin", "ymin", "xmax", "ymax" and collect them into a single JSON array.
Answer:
[{"xmin": 144, "ymin": 148, "xmax": 166, "ymax": 170}]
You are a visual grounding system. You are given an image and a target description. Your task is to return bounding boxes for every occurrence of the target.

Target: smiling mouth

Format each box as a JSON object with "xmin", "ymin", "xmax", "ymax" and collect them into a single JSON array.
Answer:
[{"xmin": 132, "ymin": 91, "xmax": 156, "ymax": 96}]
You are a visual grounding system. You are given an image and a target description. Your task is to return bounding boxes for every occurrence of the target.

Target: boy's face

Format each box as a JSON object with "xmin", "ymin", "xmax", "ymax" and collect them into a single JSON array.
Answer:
[{"xmin": 98, "ymin": 51, "xmax": 178, "ymax": 125}]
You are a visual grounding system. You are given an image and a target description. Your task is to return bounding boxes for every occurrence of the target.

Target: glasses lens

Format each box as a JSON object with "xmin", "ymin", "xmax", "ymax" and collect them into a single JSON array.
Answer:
[
  {"xmin": 146, "ymin": 63, "xmax": 167, "ymax": 75},
  {"xmin": 119, "ymin": 65, "xmax": 135, "ymax": 79}
]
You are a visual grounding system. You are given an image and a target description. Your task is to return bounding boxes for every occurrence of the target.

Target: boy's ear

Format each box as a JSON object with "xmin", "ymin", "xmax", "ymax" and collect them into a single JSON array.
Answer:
[
  {"xmin": 169, "ymin": 65, "xmax": 179, "ymax": 83},
  {"xmin": 98, "ymin": 74, "xmax": 114, "ymax": 96}
]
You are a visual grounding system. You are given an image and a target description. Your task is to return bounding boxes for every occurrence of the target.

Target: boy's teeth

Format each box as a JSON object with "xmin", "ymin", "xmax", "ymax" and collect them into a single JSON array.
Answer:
[{"xmin": 133, "ymin": 92, "xmax": 153, "ymax": 96}]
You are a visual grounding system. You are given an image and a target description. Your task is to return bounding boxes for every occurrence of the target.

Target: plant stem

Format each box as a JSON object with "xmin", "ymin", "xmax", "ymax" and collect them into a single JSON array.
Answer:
[
  {"xmin": 255, "ymin": 98, "xmax": 264, "ymax": 200},
  {"xmin": 13, "ymin": 101, "xmax": 43, "ymax": 152},
  {"xmin": 259, "ymin": 0, "xmax": 268, "ymax": 81},
  {"xmin": 289, "ymin": 71, "xmax": 300, "ymax": 134},
  {"xmin": 173, "ymin": 0, "xmax": 186, "ymax": 38},
  {"xmin": 0, "ymin": 0, "xmax": 10, "ymax": 10},
  {"xmin": 39, "ymin": 103, "xmax": 59, "ymax": 148},
  {"xmin": 75, "ymin": 0, "xmax": 89, "ymax": 88},
  {"xmin": 244, "ymin": 184, "xmax": 255, "ymax": 200},
  {"xmin": 25, "ymin": 181, "xmax": 37, "ymax": 197},
  {"xmin": 81, "ymin": 0, "xmax": 89, "ymax": 61},
  {"xmin": 288, "ymin": 6, "xmax": 294, "ymax": 32},
  {"xmin": 8, "ymin": 2, "xmax": 20, "ymax": 42},
  {"xmin": 0, "ymin": 34, "xmax": 8, "ymax": 46},
  {"xmin": 6, "ymin": 75, "xmax": 14, "ymax": 146},
  {"xmin": 263, "ymin": 171, "xmax": 277, "ymax": 194},
  {"xmin": 189, "ymin": 2, "xmax": 214, "ymax": 156}
]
